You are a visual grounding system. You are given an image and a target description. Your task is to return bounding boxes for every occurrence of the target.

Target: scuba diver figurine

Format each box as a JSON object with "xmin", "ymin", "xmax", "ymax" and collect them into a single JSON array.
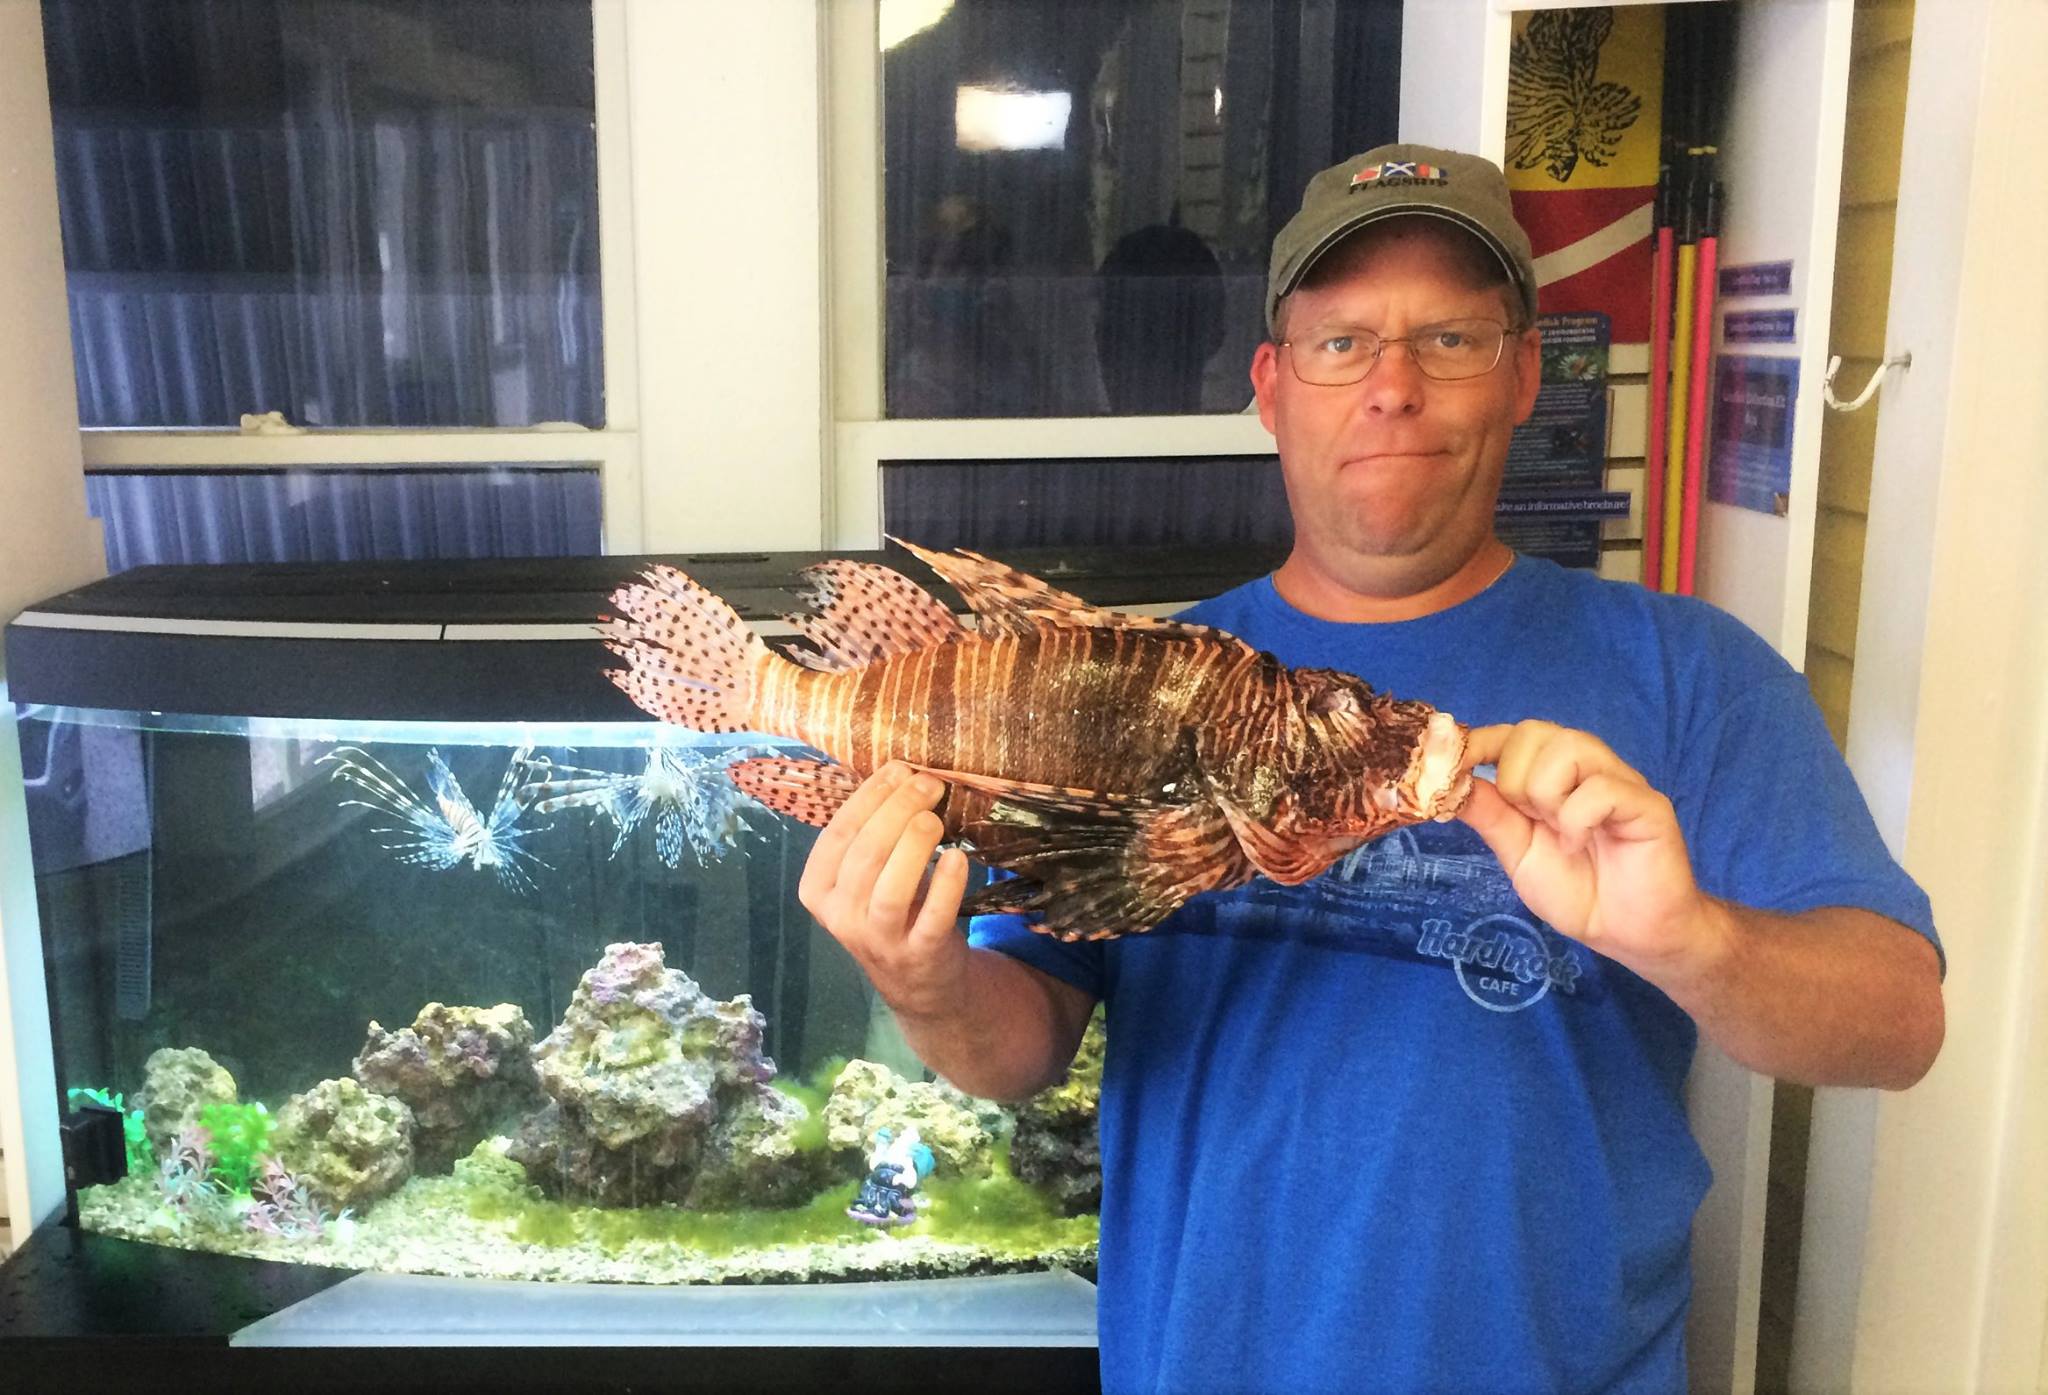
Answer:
[{"xmin": 847, "ymin": 1126, "xmax": 935, "ymax": 1228}]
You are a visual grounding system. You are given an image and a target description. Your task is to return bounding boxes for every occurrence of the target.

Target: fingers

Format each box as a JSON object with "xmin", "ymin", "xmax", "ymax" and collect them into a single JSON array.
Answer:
[
  {"xmin": 1554, "ymin": 772, "xmax": 1672, "ymax": 856},
  {"xmin": 1454, "ymin": 778, "xmax": 1534, "ymax": 874},
  {"xmin": 797, "ymin": 761, "xmax": 911, "ymax": 907},
  {"xmin": 907, "ymin": 847, "xmax": 973, "ymax": 951},
  {"xmin": 1485, "ymin": 720, "xmax": 1643, "ymax": 823},
  {"xmin": 1460, "ymin": 723, "xmax": 1510, "ymax": 770},
  {"xmin": 797, "ymin": 762, "xmax": 954, "ymax": 951}
]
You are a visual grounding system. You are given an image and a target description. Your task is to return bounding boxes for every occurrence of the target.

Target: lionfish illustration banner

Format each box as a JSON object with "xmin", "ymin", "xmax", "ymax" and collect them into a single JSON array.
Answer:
[{"xmin": 597, "ymin": 540, "xmax": 1473, "ymax": 942}]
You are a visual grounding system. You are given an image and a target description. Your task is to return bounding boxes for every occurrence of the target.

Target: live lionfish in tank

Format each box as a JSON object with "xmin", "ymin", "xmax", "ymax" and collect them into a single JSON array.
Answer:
[
  {"xmin": 322, "ymin": 742, "xmax": 763, "ymax": 889},
  {"xmin": 597, "ymin": 539, "xmax": 1473, "ymax": 941},
  {"xmin": 516, "ymin": 745, "xmax": 764, "ymax": 869},
  {"xmin": 320, "ymin": 745, "xmax": 551, "ymax": 894}
]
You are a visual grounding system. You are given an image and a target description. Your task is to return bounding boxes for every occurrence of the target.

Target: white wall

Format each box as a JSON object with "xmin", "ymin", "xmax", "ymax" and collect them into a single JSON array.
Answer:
[
  {"xmin": 1793, "ymin": 0, "xmax": 2048, "ymax": 1389},
  {"xmin": 0, "ymin": 0, "xmax": 109, "ymax": 1243}
]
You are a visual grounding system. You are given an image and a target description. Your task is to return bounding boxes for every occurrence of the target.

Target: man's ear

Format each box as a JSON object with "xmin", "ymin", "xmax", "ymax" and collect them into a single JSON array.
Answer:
[
  {"xmin": 1251, "ymin": 340, "xmax": 1281, "ymax": 435},
  {"xmin": 1509, "ymin": 327, "xmax": 1543, "ymax": 425}
]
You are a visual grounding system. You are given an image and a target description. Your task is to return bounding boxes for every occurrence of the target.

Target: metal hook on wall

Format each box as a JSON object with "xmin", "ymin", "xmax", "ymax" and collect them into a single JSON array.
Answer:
[{"xmin": 1823, "ymin": 351, "xmax": 1912, "ymax": 412}]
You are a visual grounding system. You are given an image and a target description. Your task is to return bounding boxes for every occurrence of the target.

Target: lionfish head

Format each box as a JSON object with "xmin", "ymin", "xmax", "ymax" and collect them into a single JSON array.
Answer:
[{"xmin": 1288, "ymin": 670, "xmax": 1472, "ymax": 835}]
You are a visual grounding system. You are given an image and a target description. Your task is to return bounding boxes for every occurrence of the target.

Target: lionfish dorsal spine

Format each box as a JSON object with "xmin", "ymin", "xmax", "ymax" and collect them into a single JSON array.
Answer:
[{"xmin": 782, "ymin": 558, "xmax": 965, "ymax": 672}]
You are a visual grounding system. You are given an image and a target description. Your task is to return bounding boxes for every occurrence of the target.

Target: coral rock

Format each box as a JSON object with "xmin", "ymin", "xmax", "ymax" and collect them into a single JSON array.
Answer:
[
  {"xmin": 353, "ymin": 1002, "xmax": 542, "ymax": 1172},
  {"xmin": 824, "ymin": 1059, "xmax": 999, "ymax": 1179},
  {"xmin": 272, "ymin": 1076, "xmax": 416, "ymax": 1211},
  {"xmin": 1009, "ymin": 1008, "xmax": 1106, "ymax": 1214},
  {"xmin": 507, "ymin": 941, "xmax": 794, "ymax": 1207},
  {"xmin": 133, "ymin": 1046, "xmax": 239, "ymax": 1158}
]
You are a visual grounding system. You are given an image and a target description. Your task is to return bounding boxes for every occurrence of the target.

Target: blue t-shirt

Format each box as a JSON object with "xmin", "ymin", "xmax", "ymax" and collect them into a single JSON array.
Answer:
[{"xmin": 970, "ymin": 556, "xmax": 1939, "ymax": 1395}]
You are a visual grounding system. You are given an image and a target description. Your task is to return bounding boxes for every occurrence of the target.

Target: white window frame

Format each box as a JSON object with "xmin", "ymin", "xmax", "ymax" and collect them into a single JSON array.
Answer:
[
  {"xmin": 823, "ymin": 0, "xmax": 1279, "ymax": 551},
  {"xmin": 73, "ymin": 0, "xmax": 648, "ymax": 554}
]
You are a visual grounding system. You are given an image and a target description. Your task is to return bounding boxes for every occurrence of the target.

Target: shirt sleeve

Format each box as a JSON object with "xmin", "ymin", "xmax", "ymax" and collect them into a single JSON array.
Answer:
[
  {"xmin": 1673, "ymin": 671, "xmax": 1944, "ymax": 973},
  {"xmin": 967, "ymin": 910, "xmax": 1108, "ymax": 1000}
]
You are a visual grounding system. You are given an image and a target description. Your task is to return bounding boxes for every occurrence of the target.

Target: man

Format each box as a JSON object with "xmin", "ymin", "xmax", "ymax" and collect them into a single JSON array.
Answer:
[{"xmin": 799, "ymin": 144, "xmax": 1944, "ymax": 1393}]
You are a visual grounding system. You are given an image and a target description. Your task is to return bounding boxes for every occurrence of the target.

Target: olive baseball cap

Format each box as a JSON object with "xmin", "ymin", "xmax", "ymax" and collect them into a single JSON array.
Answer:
[{"xmin": 1266, "ymin": 143, "xmax": 1539, "ymax": 336}]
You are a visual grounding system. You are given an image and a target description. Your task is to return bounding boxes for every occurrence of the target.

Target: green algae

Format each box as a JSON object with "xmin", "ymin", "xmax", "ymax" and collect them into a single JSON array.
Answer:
[
  {"xmin": 768, "ymin": 1055, "xmax": 848, "ymax": 1156},
  {"xmin": 461, "ymin": 1144, "xmax": 1094, "ymax": 1260}
]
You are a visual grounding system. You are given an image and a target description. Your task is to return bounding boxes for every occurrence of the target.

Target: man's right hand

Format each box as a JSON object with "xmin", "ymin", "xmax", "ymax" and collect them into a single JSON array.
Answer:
[{"xmin": 797, "ymin": 761, "xmax": 974, "ymax": 1021}]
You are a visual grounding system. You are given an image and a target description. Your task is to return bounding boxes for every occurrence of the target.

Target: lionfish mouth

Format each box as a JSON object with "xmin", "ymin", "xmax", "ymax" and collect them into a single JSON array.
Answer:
[
  {"xmin": 1403, "ymin": 711, "xmax": 1472, "ymax": 820},
  {"xmin": 1365, "ymin": 711, "xmax": 1470, "ymax": 823}
]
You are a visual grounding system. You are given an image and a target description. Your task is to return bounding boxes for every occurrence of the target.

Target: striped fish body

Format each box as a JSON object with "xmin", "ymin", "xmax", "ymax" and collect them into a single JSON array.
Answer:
[
  {"xmin": 753, "ymin": 624, "xmax": 1249, "ymax": 803},
  {"xmin": 602, "ymin": 541, "xmax": 1470, "ymax": 940}
]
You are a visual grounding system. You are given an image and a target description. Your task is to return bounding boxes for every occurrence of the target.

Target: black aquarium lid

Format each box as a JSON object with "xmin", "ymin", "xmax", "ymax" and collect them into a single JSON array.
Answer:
[{"xmin": 3, "ymin": 544, "xmax": 1284, "ymax": 722}]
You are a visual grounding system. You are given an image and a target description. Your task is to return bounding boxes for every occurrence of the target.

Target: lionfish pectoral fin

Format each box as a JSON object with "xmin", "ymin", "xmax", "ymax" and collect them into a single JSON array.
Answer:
[
  {"xmin": 958, "ymin": 794, "xmax": 1254, "ymax": 942},
  {"xmin": 727, "ymin": 756, "xmax": 865, "ymax": 829},
  {"xmin": 889, "ymin": 537, "xmax": 1237, "ymax": 643},
  {"xmin": 783, "ymin": 559, "xmax": 965, "ymax": 671}
]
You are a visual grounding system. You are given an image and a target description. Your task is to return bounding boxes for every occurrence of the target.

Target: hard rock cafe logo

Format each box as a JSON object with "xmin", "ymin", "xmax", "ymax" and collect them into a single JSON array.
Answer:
[{"xmin": 1416, "ymin": 913, "xmax": 1583, "ymax": 1012}]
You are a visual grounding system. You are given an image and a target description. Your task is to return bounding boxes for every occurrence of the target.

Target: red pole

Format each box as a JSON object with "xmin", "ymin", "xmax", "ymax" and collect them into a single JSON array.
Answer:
[
  {"xmin": 1644, "ymin": 224, "xmax": 1675, "ymax": 592},
  {"xmin": 1679, "ymin": 184, "xmax": 1720, "ymax": 596}
]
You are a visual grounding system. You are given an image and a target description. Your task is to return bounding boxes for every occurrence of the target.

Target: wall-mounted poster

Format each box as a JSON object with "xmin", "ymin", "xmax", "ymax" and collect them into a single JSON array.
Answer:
[
  {"xmin": 1708, "ymin": 356, "xmax": 1799, "ymax": 516},
  {"xmin": 1504, "ymin": 6, "xmax": 1664, "ymax": 343}
]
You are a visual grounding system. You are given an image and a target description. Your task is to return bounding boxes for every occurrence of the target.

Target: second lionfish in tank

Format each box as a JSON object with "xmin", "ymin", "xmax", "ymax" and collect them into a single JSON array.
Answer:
[{"xmin": 517, "ymin": 745, "xmax": 763, "ymax": 869}]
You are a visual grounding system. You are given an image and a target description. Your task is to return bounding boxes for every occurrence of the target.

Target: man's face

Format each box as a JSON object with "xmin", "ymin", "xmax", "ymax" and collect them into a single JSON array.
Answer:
[{"xmin": 1250, "ymin": 223, "xmax": 1541, "ymax": 598}]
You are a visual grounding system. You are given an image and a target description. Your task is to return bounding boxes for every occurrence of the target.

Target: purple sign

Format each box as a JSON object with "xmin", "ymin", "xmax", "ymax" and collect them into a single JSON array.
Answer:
[
  {"xmin": 1719, "ymin": 260, "xmax": 1794, "ymax": 297},
  {"xmin": 1724, "ymin": 309, "xmax": 1797, "ymax": 344}
]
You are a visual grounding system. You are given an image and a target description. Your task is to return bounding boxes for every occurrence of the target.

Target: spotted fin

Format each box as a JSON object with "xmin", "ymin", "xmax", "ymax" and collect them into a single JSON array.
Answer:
[
  {"xmin": 957, "ymin": 792, "xmax": 1255, "ymax": 941},
  {"xmin": 727, "ymin": 756, "xmax": 865, "ymax": 828},
  {"xmin": 890, "ymin": 537, "xmax": 1230, "ymax": 642},
  {"xmin": 602, "ymin": 565, "xmax": 773, "ymax": 733},
  {"xmin": 783, "ymin": 559, "xmax": 965, "ymax": 672}
]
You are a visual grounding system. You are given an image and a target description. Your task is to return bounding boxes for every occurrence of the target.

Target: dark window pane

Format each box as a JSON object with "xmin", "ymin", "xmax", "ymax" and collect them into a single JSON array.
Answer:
[
  {"xmin": 42, "ymin": 0, "xmax": 601, "ymax": 429},
  {"xmin": 84, "ymin": 466, "xmax": 602, "ymax": 571},
  {"xmin": 883, "ymin": 0, "xmax": 1401, "ymax": 419},
  {"xmin": 882, "ymin": 455, "xmax": 1292, "ymax": 550}
]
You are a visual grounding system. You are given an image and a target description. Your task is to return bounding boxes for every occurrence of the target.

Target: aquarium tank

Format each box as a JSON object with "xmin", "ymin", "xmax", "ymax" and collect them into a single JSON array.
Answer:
[{"xmin": 5, "ymin": 548, "xmax": 1272, "ymax": 1296}]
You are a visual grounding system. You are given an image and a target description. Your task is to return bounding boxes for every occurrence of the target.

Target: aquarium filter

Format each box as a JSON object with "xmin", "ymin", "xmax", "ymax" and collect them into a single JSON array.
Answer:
[{"xmin": 60, "ymin": 1102, "xmax": 128, "ymax": 1223}]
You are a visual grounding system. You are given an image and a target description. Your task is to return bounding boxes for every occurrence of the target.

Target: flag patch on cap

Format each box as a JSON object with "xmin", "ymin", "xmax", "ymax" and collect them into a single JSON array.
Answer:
[{"xmin": 1352, "ymin": 160, "xmax": 1445, "ymax": 186}]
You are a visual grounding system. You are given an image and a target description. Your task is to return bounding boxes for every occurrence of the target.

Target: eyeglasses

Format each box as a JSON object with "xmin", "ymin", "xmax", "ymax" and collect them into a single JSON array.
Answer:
[{"xmin": 1279, "ymin": 317, "xmax": 1519, "ymax": 386}]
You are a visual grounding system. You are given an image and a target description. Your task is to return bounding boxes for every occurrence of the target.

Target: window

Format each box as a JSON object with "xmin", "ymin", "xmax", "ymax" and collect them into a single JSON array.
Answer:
[
  {"xmin": 42, "ymin": 0, "xmax": 602, "ymax": 431},
  {"xmin": 879, "ymin": 0, "xmax": 1401, "ymax": 420},
  {"xmin": 86, "ymin": 466, "xmax": 602, "ymax": 571}
]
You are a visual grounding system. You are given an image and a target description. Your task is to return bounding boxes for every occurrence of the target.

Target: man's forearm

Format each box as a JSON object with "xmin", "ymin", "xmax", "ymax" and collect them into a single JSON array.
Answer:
[
  {"xmin": 888, "ymin": 947, "xmax": 1095, "ymax": 1102},
  {"xmin": 1653, "ymin": 900, "xmax": 1943, "ymax": 1089}
]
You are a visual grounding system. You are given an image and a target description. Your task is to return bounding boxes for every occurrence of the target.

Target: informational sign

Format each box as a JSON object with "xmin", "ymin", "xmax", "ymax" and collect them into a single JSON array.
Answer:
[
  {"xmin": 1723, "ymin": 309, "xmax": 1797, "ymax": 344},
  {"xmin": 1708, "ymin": 356, "xmax": 1799, "ymax": 516},
  {"xmin": 1718, "ymin": 260, "xmax": 1794, "ymax": 297},
  {"xmin": 1505, "ymin": 312, "xmax": 1610, "ymax": 492}
]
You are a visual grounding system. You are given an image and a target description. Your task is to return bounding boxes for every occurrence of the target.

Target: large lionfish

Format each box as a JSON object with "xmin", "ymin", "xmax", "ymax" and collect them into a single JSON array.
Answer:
[
  {"xmin": 515, "ymin": 745, "xmax": 762, "ymax": 869},
  {"xmin": 599, "ymin": 540, "xmax": 1472, "ymax": 941},
  {"xmin": 320, "ymin": 745, "xmax": 548, "ymax": 894}
]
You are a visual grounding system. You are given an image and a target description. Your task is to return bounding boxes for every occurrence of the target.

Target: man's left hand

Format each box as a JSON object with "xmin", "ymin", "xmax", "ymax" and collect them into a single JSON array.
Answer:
[{"xmin": 1456, "ymin": 720, "xmax": 1726, "ymax": 979}]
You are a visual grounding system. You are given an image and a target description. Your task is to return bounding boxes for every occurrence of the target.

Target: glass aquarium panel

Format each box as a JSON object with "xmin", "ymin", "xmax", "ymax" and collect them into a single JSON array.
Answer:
[
  {"xmin": 881, "ymin": 0, "xmax": 1402, "ymax": 418},
  {"xmin": 19, "ymin": 705, "xmax": 1099, "ymax": 1285}
]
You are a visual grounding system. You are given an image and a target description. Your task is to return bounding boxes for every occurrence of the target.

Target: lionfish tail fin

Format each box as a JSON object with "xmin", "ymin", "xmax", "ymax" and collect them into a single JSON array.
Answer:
[{"xmin": 601, "ymin": 565, "xmax": 776, "ymax": 734}]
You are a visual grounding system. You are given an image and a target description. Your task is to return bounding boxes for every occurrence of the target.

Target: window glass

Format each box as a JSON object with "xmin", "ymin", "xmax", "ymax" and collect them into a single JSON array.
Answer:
[
  {"xmin": 882, "ymin": 0, "xmax": 1401, "ymax": 418},
  {"xmin": 41, "ymin": 0, "xmax": 601, "ymax": 429},
  {"xmin": 881, "ymin": 455, "xmax": 1291, "ymax": 550},
  {"xmin": 85, "ymin": 466, "xmax": 602, "ymax": 571}
]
